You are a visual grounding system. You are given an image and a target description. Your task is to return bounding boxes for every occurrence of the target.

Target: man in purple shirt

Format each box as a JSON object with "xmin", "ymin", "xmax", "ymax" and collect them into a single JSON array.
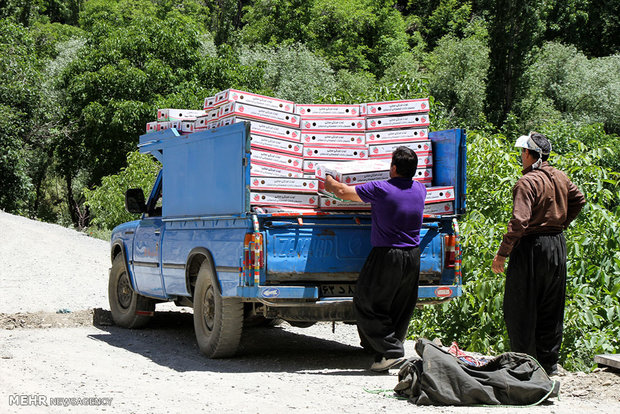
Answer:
[{"xmin": 324, "ymin": 147, "xmax": 427, "ymax": 372}]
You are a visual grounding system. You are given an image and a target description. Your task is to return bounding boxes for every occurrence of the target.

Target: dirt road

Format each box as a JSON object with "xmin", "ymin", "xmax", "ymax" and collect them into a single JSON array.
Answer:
[{"xmin": 1, "ymin": 211, "xmax": 619, "ymax": 413}]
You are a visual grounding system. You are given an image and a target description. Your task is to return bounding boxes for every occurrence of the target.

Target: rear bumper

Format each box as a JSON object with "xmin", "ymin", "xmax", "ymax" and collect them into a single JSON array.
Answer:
[{"xmin": 234, "ymin": 284, "xmax": 462, "ymax": 300}]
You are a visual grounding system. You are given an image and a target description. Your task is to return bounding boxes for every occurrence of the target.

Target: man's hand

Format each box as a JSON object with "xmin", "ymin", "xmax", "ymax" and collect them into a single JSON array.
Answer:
[
  {"xmin": 492, "ymin": 255, "xmax": 506, "ymax": 274},
  {"xmin": 324, "ymin": 174, "xmax": 362, "ymax": 202}
]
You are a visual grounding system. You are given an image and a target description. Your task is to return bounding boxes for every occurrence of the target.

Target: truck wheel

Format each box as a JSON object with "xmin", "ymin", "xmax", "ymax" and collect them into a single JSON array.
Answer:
[
  {"xmin": 108, "ymin": 255, "xmax": 154, "ymax": 328},
  {"xmin": 193, "ymin": 258, "xmax": 243, "ymax": 358}
]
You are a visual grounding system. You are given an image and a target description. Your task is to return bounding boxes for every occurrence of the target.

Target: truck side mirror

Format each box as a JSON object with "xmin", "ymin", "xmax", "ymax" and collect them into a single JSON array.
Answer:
[{"xmin": 125, "ymin": 188, "xmax": 146, "ymax": 214}]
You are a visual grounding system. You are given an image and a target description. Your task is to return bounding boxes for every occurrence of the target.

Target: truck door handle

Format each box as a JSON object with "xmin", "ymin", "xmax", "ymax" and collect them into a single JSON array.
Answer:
[{"xmin": 154, "ymin": 230, "xmax": 161, "ymax": 235}]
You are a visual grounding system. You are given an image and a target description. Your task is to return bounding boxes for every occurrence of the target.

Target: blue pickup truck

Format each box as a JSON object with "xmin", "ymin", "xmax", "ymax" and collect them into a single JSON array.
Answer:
[{"xmin": 109, "ymin": 122, "xmax": 466, "ymax": 357}]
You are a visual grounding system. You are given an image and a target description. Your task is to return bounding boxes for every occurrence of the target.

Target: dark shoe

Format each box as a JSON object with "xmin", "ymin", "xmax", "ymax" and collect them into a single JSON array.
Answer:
[
  {"xmin": 545, "ymin": 364, "xmax": 559, "ymax": 377},
  {"xmin": 370, "ymin": 357, "xmax": 405, "ymax": 372}
]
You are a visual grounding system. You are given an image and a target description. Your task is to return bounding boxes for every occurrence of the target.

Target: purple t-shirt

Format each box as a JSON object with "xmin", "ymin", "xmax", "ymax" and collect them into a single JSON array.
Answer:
[{"xmin": 355, "ymin": 177, "xmax": 427, "ymax": 247}]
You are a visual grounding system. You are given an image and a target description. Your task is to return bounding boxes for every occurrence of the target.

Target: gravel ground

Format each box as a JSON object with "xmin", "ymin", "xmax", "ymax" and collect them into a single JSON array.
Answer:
[{"xmin": 0, "ymin": 210, "xmax": 619, "ymax": 413}]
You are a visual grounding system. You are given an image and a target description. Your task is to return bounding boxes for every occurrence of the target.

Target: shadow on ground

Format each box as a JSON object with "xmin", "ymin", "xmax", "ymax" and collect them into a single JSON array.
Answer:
[{"xmin": 89, "ymin": 309, "xmax": 372, "ymax": 374}]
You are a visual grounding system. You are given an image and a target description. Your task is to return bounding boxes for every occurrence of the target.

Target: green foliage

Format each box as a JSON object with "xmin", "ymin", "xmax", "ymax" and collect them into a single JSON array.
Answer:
[
  {"xmin": 58, "ymin": 9, "xmax": 265, "ymax": 226},
  {"xmin": 427, "ymin": 32, "xmax": 490, "ymax": 129},
  {"xmin": 238, "ymin": 43, "xmax": 336, "ymax": 103},
  {"xmin": 242, "ymin": 0, "xmax": 409, "ymax": 76},
  {"xmin": 517, "ymin": 42, "xmax": 620, "ymax": 135},
  {"xmin": 544, "ymin": 0, "xmax": 619, "ymax": 57},
  {"xmin": 482, "ymin": 0, "xmax": 547, "ymax": 125},
  {"xmin": 83, "ymin": 151, "xmax": 160, "ymax": 230},
  {"xmin": 410, "ymin": 128, "xmax": 620, "ymax": 370}
]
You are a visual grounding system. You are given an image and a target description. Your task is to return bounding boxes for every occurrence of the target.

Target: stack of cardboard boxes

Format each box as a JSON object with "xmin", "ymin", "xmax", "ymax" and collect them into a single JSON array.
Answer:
[{"xmin": 145, "ymin": 89, "xmax": 455, "ymax": 215}]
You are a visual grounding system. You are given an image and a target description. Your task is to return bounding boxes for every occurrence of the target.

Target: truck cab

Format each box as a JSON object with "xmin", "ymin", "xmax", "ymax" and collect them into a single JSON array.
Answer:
[{"xmin": 109, "ymin": 122, "xmax": 466, "ymax": 357}]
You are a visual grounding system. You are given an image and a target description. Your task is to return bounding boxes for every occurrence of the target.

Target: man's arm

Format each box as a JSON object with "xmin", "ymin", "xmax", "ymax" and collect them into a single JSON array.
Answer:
[
  {"xmin": 564, "ymin": 180, "xmax": 586, "ymax": 228},
  {"xmin": 324, "ymin": 175, "xmax": 363, "ymax": 202}
]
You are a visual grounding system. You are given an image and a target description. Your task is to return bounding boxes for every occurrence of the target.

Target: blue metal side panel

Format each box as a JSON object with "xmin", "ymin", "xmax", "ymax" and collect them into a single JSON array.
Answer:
[
  {"xmin": 265, "ymin": 221, "xmax": 441, "ymax": 275},
  {"xmin": 138, "ymin": 128, "xmax": 180, "ymax": 146},
  {"xmin": 160, "ymin": 123, "xmax": 250, "ymax": 217},
  {"xmin": 429, "ymin": 129, "xmax": 467, "ymax": 215},
  {"xmin": 161, "ymin": 218, "xmax": 252, "ymax": 297},
  {"xmin": 265, "ymin": 219, "xmax": 372, "ymax": 274}
]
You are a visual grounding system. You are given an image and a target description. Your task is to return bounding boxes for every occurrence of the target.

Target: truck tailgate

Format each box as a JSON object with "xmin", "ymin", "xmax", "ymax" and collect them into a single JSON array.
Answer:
[{"xmin": 263, "ymin": 216, "xmax": 442, "ymax": 282}]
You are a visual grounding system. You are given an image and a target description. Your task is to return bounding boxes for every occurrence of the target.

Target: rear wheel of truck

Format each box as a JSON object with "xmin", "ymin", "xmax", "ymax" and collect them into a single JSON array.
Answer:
[
  {"xmin": 108, "ymin": 255, "xmax": 155, "ymax": 328},
  {"xmin": 193, "ymin": 257, "xmax": 243, "ymax": 358}
]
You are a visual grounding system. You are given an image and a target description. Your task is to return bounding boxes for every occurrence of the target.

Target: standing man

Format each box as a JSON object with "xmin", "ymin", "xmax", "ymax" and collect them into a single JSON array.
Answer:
[
  {"xmin": 324, "ymin": 147, "xmax": 427, "ymax": 372},
  {"xmin": 492, "ymin": 132, "xmax": 585, "ymax": 376}
]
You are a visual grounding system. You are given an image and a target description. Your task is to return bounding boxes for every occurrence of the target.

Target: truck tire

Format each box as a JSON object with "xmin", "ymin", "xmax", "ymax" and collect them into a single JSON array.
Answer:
[
  {"xmin": 193, "ymin": 258, "xmax": 243, "ymax": 358},
  {"xmin": 108, "ymin": 255, "xmax": 155, "ymax": 328}
]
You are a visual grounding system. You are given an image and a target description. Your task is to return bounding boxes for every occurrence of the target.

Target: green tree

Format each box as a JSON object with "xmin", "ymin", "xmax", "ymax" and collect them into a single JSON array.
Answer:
[
  {"xmin": 242, "ymin": 0, "xmax": 409, "ymax": 76},
  {"xmin": 0, "ymin": 20, "xmax": 44, "ymax": 213},
  {"xmin": 479, "ymin": 0, "xmax": 547, "ymax": 126},
  {"xmin": 84, "ymin": 151, "xmax": 160, "ymax": 230},
  {"xmin": 516, "ymin": 42, "xmax": 620, "ymax": 135},
  {"xmin": 426, "ymin": 22, "xmax": 490, "ymax": 128},
  {"xmin": 58, "ymin": 3, "xmax": 264, "ymax": 227},
  {"xmin": 544, "ymin": 0, "xmax": 619, "ymax": 58},
  {"xmin": 238, "ymin": 43, "xmax": 336, "ymax": 103}
]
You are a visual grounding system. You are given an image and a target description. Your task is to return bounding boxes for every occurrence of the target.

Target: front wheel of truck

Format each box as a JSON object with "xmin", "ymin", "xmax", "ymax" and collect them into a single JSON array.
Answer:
[
  {"xmin": 108, "ymin": 255, "xmax": 155, "ymax": 328},
  {"xmin": 193, "ymin": 257, "xmax": 243, "ymax": 358}
]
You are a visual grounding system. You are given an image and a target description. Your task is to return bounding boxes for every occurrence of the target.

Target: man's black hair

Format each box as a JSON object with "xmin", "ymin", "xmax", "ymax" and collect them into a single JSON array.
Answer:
[
  {"xmin": 529, "ymin": 132, "xmax": 551, "ymax": 161},
  {"xmin": 391, "ymin": 146, "xmax": 418, "ymax": 179}
]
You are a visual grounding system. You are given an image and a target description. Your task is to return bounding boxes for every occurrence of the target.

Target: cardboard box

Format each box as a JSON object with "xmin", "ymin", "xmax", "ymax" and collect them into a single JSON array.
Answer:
[
  {"xmin": 251, "ymin": 163, "xmax": 303, "ymax": 178},
  {"xmin": 230, "ymin": 117, "xmax": 300, "ymax": 142},
  {"xmin": 303, "ymin": 145, "xmax": 368, "ymax": 160},
  {"xmin": 295, "ymin": 104, "xmax": 361, "ymax": 118},
  {"xmin": 301, "ymin": 118, "xmax": 365, "ymax": 132},
  {"xmin": 423, "ymin": 201, "xmax": 454, "ymax": 216},
  {"xmin": 194, "ymin": 114, "xmax": 210, "ymax": 130},
  {"xmin": 203, "ymin": 96, "xmax": 216, "ymax": 110},
  {"xmin": 315, "ymin": 160, "xmax": 392, "ymax": 187},
  {"xmin": 250, "ymin": 135, "xmax": 303, "ymax": 156},
  {"xmin": 215, "ymin": 89, "xmax": 295, "ymax": 113},
  {"xmin": 359, "ymin": 103, "xmax": 367, "ymax": 116},
  {"xmin": 365, "ymin": 98, "xmax": 430, "ymax": 116},
  {"xmin": 251, "ymin": 149, "xmax": 303, "ymax": 171},
  {"xmin": 365, "ymin": 128, "xmax": 428, "ymax": 144},
  {"xmin": 367, "ymin": 151, "xmax": 433, "ymax": 167},
  {"xmin": 301, "ymin": 132, "xmax": 365, "ymax": 146},
  {"xmin": 219, "ymin": 102, "xmax": 300, "ymax": 128},
  {"xmin": 319, "ymin": 195, "xmax": 370, "ymax": 211},
  {"xmin": 425, "ymin": 186, "xmax": 455, "ymax": 203},
  {"xmin": 250, "ymin": 176, "xmax": 318, "ymax": 193},
  {"xmin": 157, "ymin": 121, "xmax": 171, "ymax": 131},
  {"xmin": 157, "ymin": 109, "xmax": 206, "ymax": 122},
  {"xmin": 146, "ymin": 121, "xmax": 158, "ymax": 133},
  {"xmin": 368, "ymin": 140, "xmax": 432, "ymax": 158},
  {"xmin": 180, "ymin": 121, "xmax": 195, "ymax": 135},
  {"xmin": 303, "ymin": 159, "xmax": 348, "ymax": 174},
  {"xmin": 366, "ymin": 114, "xmax": 430, "ymax": 130},
  {"xmin": 250, "ymin": 192, "xmax": 318, "ymax": 208},
  {"xmin": 414, "ymin": 168, "xmax": 433, "ymax": 186}
]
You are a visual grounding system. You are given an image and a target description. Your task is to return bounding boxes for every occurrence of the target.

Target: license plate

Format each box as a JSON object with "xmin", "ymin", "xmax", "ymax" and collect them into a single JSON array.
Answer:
[{"xmin": 320, "ymin": 284, "xmax": 355, "ymax": 297}]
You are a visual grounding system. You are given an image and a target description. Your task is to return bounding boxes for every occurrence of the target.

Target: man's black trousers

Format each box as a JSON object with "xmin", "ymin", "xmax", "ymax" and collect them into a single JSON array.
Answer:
[
  {"xmin": 354, "ymin": 246, "xmax": 421, "ymax": 360},
  {"xmin": 504, "ymin": 232, "xmax": 567, "ymax": 373}
]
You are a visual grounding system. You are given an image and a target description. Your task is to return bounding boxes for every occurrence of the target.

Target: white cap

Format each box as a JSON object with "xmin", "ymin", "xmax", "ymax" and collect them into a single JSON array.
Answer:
[{"xmin": 515, "ymin": 132, "xmax": 544, "ymax": 153}]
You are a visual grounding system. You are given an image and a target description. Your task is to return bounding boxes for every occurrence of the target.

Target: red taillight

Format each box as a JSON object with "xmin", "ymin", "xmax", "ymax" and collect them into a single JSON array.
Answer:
[
  {"xmin": 244, "ymin": 232, "xmax": 264, "ymax": 285},
  {"xmin": 444, "ymin": 235, "xmax": 456, "ymax": 268}
]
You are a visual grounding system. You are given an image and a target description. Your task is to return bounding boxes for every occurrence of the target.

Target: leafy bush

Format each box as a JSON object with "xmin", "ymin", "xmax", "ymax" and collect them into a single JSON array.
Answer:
[{"xmin": 83, "ymin": 151, "xmax": 160, "ymax": 230}]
